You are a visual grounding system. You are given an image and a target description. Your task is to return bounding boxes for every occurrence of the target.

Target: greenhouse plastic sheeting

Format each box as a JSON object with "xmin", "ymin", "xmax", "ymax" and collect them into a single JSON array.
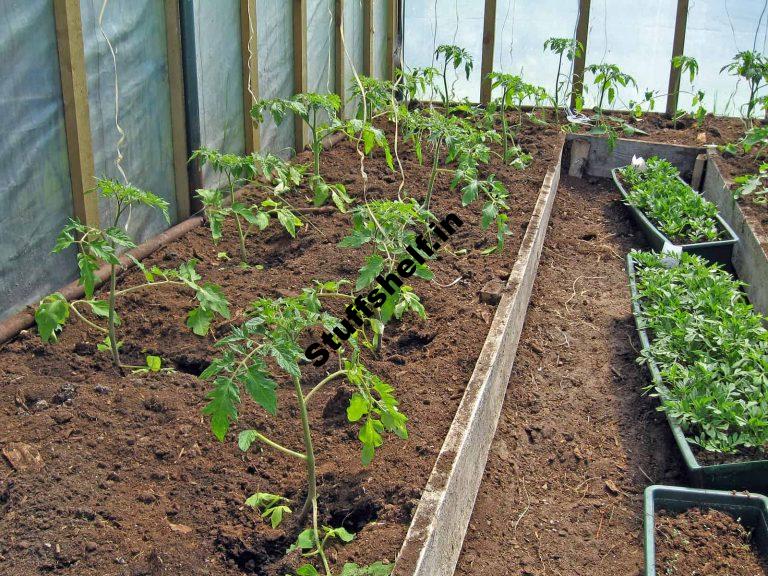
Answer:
[
  {"xmin": 309, "ymin": 0, "xmax": 337, "ymax": 124},
  {"xmin": 0, "ymin": 0, "xmax": 77, "ymax": 321},
  {"xmin": 81, "ymin": 0, "xmax": 179, "ymax": 242},
  {"xmin": 257, "ymin": 0, "xmax": 295, "ymax": 155},
  {"xmin": 191, "ymin": 0, "xmax": 246, "ymax": 189},
  {"xmin": 373, "ymin": 0, "xmax": 390, "ymax": 79},
  {"xmin": 403, "ymin": 0, "xmax": 768, "ymax": 114},
  {"xmin": 343, "ymin": 0, "xmax": 365, "ymax": 117}
]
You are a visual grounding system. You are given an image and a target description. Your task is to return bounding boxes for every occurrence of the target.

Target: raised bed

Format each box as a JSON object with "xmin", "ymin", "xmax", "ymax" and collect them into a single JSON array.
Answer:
[
  {"xmin": 612, "ymin": 167, "xmax": 737, "ymax": 266},
  {"xmin": 644, "ymin": 485, "xmax": 768, "ymax": 576},
  {"xmin": 626, "ymin": 253, "xmax": 768, "ymax": 492},
  {"xmin": 702, "ymin": 149, "xmax": 768, "ymax": 316},
  {"xmin": 0, "ymin": 121, "xmax": 564, "ymax": 575}
]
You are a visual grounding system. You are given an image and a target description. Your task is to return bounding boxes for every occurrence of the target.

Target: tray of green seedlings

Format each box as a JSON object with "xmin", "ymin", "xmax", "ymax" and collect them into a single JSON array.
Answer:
[
  {"xmin": 627, "ymin": 250, "xmax": 768, "ymax": 491},
  {"xmin": 613, "ymin": 157, "xmax": 738, "ymax": 266},
  {"xmin": 643, "ymin": 485, "xmax": 768, "ymax": 576}
]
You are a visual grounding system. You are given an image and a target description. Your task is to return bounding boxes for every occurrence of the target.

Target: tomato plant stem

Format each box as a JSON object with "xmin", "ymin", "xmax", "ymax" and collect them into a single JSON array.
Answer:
[
  {"xmin": 253, "ymin": 431, "xmax": 306, "ymax": 460},
  {"xmin": 305, "ymin": 370, "xmax": 347, "ymax": 404},
  {"xmin": 107, "ymin": 264, "xmax": 120, "ymax": 366}
]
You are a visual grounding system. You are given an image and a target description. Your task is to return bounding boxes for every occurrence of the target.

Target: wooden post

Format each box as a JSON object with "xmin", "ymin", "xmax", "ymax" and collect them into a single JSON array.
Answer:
[
  {"xmin": 570, "ymin": 0, "xmax": 591, "ymax": 109},
  {"xmin": 479, "ymin": 0, "xmax": 497, "ymax": 104},
  {"xmin": 386, "ymin": 0, "xmax": 397, "ymax": 80},
  {"xmin": 335, "ymin": 0, "xmax": 346, "ymax": 116},
  {"xmin": 665, "ymin": 0, "xmax": 689, "ymax": 117},
  {"xmin": 164, "ymin": 0, "xmax": 191, "ymax": 220},
  {"xmin": 363, "ymin": 0, "xmax": 373, "ymax": 76},
  {"xmin": 240, "ymin": 0, "xmax": 260, "ymax": 153},
  {"xmin": 53, "ymin": 0, "xmax": 98, "ymax": 227},
  {"xmin": 293, "ymin": 0, "xmax": 308, "ymax": 151}
]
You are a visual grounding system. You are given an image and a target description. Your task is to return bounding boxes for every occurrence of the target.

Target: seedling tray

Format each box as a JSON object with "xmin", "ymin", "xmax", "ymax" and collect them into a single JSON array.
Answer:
[
  {"xmin": 627, "ymin": 254, "xmax": 768, "ymax": 492},
  {"xmin": 613, "ymin": 167, "xmax": 738, "ymax": 267},
  {"xmin": 644, "ymin": 485, "xmax": 768, "ymax": 576}
]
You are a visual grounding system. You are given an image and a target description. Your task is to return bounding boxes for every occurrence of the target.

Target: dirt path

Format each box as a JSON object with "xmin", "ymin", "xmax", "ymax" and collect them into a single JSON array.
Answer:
[{"xmin": 456, "ymin": 175, "xmax": 684, "ymax": 576}]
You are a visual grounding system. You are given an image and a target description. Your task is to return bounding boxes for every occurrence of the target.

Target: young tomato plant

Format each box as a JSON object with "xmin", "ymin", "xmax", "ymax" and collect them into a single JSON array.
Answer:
[
  {"xmin": 192, "ymin": 148, "xmax": 303, "ymax": 262},
  {"xmin": 733, "ymin": 162, "xmax": 768, "ymax": 205},
  {"xmin": 585, "ymin": 63, "xmax": 637, "ymax": 118},
  {"xmin": 671, "ymin": 55, "xmax": 707, "ymax": 128},
  {"xmin": 338, "ymin": 199, "xmax": 430, "ymax": 351},
  {"xmin": 202, "ymin": 292, "xmax": 405, "ymax": 575},
  {"xmin": 543, "ymin": 37, "xmax": 584, "ymax": 120},
  {"xmin": 36, "ymin": 178, "xmax": 230, "ymax": 368},
  {"xmin": 350, "ymin": 75, "xmax": 395, "ymax": 121},
  {"xmin": 720, "ymin": 50, "xmax": 768, "ymax": 126},
  {"xmin": 434, "ymin": 44, "xmax": 474, "ymax": 107},
  {"xmin": 252, "ymin": 93, "xmax": 344, "ymax": 205},
  {"xmin": 396, "ymin": 66, "xmax": 439, "ymax": 108}
]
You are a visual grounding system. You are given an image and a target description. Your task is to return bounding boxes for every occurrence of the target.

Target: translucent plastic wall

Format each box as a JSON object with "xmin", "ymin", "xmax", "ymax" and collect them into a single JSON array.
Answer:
[
  {"xmin": 344, "ymin": 0, "xmax": 366, "ymax": 116},
  {"xmin": 190, "ymin": 0, "xmax": 246, "ymax": 189},
  {"xmin": 0, "ymin": 0, "xmax": 78, "ymax": 318},
  {"xmin": 403, "ymin": 0, "xmax": 768, "ymax": 115},
  {"xmin": 309, "ymin": 0, "xmax": 337, "ymax": 121},
  {"xmin": 81, "ymin": 0, "xmax": 179, "ymax": 242},
  {"xmin": 256, "ymin": 0, "xmax": 296, "ymax": 155}
]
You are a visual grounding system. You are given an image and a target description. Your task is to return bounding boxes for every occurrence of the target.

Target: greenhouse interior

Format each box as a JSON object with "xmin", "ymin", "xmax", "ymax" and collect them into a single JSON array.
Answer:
[{"xmin": 2, "ymin": 0, "xmax": 768, "ymax": 574}]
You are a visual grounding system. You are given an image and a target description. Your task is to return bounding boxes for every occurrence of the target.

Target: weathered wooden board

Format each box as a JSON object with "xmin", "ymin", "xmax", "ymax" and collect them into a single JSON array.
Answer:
[
  {"xmin": 392, "ymin": 143, "xmax": 564, "ymax": 576},
  {"xmin": 702, "ymin": 152, "xmax": 768, "ymax": 316},
  {"xmin": 566, "ymin": 134, "xmax": 705, "ymax": 180}
]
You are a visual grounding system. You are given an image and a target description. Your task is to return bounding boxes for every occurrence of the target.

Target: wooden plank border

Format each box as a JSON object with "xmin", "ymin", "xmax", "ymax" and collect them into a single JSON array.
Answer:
[
  {"xmin": 53, "ymin": 0, "xmax": 98, "ymax": 227},
  {"xmin": 240, "ymin": 0, "xmax": 260, "ymax": 153},
  {"xmin": 479, "ymin": 0, "xmax": 497, "ymax": 104},
  {"xmin": 570, "ymin": 0, "xmax": 591, "ymax": 109},
  {"xmin": 392, "ymin": 141, "xmax": 564, "ymax": 576},
  {"xmin": 164, "ymin": 0, "xmax": 191, "ymax": 220},
  {"xmin": 293, "ymin": 0, "xmax": 309, "ymax": 151},
  {"xmin": 665, "ymin": 0, "xmax": 690, "ymax": 117}
]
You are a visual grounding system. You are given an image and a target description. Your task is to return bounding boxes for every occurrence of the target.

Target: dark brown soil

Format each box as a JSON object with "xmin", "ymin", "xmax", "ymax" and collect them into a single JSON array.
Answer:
[
  {"xmin": 656, "ymin": 507, "xmax": 768, "ymax": 576},
  {"xmin": 456, "ymin": 174, "xmax": 683, "ymax": 576},
  {"xmin": 0, "ymin": 121, "xmax": 562, "ymax": 575}
]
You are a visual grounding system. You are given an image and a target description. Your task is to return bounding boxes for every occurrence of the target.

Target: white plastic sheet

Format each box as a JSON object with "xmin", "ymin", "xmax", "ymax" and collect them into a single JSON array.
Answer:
[
  {"xmin": 80, "ymin": 0, "xmax": 179, "ymax": 243},
  {"xmin": 343, "ymin": 0, "xmax": 365, "ymax": 116},
  {"xmin": 192, "ymin": 0, "xmax": 246, "ymax": 189},
  {"xmin": 0, "ymin": 0, "xmax": 77, "ymax": 320},
  {"xmin": 257, "ymin": 0, "xmax": 296, "ymax": 155}
]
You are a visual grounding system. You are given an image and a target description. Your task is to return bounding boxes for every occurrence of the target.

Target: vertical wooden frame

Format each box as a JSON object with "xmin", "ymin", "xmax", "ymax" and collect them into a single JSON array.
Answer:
[
  {"xmin": 386, "ymin": 0, "xmax": 397, "ymax": 81},
  {"xmin": 164, "ymin": 0, "xmax": 191, "ymax": 220},
  {"xmin": 293, "ymin": 0, "xmax": 309, "ymax": 151},
  {"xmin": 240, "ymin": 0, "xmax": 260, "ymax": 152},
  {"xmin": 363, "ymin": 0, "xmax": 373, "ymax": 76},
  {"xmin": 335, "ymin": 0, "xmax": 346, "ymax": 117},
  {"xmin": 570, "ymin": 0, "xmax": 591, "ymax": 109},
  {"xmin": 665, "ymin": 0, "xmax": 690, "ymax": 116},
  {"xmin": 54, "ymin": 0, "xmax": 98, "ymax": 227},
  {"xmin": 479, "ymin": 0, "xmax": 497, "ymax": 104}
]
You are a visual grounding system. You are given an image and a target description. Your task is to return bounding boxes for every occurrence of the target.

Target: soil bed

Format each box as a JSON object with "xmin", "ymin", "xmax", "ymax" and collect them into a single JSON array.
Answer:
[
  {"xmin": 655, "ymin": 507, "xmax": 768, "ymax": 576},
  {"xmin": 456, "ymin": 174, "xmax": 682, "ymax": 575},
  {"xmin": 0, "ymin": 122, "xmax": 561, "ymax": 575}
]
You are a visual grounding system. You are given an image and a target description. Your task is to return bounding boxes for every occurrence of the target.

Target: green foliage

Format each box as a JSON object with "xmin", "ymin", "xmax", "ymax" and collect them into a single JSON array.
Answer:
[
  {"xmin": 733, "ymin": 162, "xmax": 768, "ymax": 205},
  {"xmin": 631, "ymin": 250, "xmax": 768, "ymax": 454},
  {"xmin": 244, "ymin": 492, "xmax": 292, "ymax": 528},
  {"xmin": 670, "ymin": 55, "xmax": 707, "ymax": 127},
  {"xmin": 396, "ymin": 66, "xmax": 439, "ymax": 106},
  {"xmin": 720, "ymin": 50, "xmax": 768, "ymax": 123},
  {"xmin": 585, "ymin": 63, "xmax": 637, "ymax": 116},
  {"xmin": 350, "ymin": 75, "xmax": 395, "ymax": 120},
  {"xmin": 619, "ymin": 157, "xmax": 722, "ymax": 243},
  {"xmin": 543, "ymin": 37, "xmax": 584, "ymax": 121},
  {"xmin": 434, "ymin": 44, "xmax": 474, "ymax": 105},
  {"xmin": 35, "ymin": 293, "xmax": 70, "ymax": 343}
]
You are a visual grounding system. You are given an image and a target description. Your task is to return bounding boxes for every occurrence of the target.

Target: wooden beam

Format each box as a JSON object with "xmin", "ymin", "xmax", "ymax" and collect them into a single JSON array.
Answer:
[
  {"xmin": 335, "ymin": 0, "xmax": 345, "ymax": 117},
  {"xmin": 363, "ymin": 0, "xmax": 373, "ymax": 76},
  {"xmin": 479, "ymin": 0, "xmax": 497, "ymax": 104},
  {"xmin": 164, "ymin": 0, "xmax": 191, "ymax": 221},
  {"xmin": 386, "ymin": 0, "xmax": 397, "ymax": 81},
  {"xmin": 240, "ymin": 0, "xmax": 260, "ymax": 153},
  {"xmin": 570, "ymin": 0, "xmax": 591, "ymax": 109},
  {"xmin": 53, "ymin": 0, "xmax": 98, "ymax": 227},
  {"xmin": 293, "ymin": 0, "xmax": 308, "ymax": 151},
  {"xmin": 665, "ymin": 0, "xmax": 690, "ymax": 117}
]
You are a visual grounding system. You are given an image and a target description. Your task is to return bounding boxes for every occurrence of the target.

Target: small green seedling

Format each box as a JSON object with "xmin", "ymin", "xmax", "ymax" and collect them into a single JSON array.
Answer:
[
  {"xmin": 36, "ymin": 179, "xmax": 230, "ymax": 368},
  {"xmin": 720, "ymin": 50, "xmax": 768, "ymax": 126},
  {"xmin": 434, "ymin": 44, "xmax": 474, "ymax": 106}
]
